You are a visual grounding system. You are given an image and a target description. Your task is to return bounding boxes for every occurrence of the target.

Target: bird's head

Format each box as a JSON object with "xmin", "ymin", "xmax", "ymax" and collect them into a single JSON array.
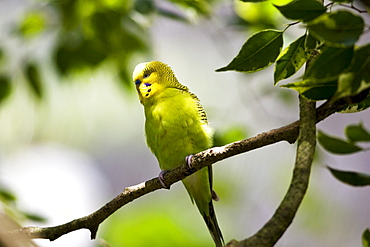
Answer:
[{"xmin": 132, "ymin": 61, "xmax": 188, "ymax": 104}]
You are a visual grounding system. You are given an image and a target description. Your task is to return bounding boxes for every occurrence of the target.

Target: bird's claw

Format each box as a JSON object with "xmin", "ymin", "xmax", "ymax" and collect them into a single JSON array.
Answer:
[
  {"xmin": 158, "ymin": 170, "xmax": 170, "ymax": 189},
  {"xmin": 185, "ymin": 154, "xmax": 194, "ymax": 168},
  {"xmin": 159, "ymin": 155, "xmax": 194, "ymax": 189}
]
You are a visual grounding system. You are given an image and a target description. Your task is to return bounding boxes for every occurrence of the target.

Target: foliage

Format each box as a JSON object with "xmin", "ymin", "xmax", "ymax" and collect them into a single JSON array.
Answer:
[
  {"xmin": 326, "ymin": 166, "xmax": 370, "ymax": 186},
  {"xmin": 218, "ymin": 0, "xmax": 370, "ymax": 104},
  {"xmin": 0, "ymin": 0, "xmax": 214, "ymax": 104},
  {"xmin": 216, "ymin": 30, "xmax": 284, "ymax": 73},
  {"xmin": 318, "ymin": 124, "xmax": 370, "ymax": 187},
  {"xmin": 216, "ymin": 0, "xmax": 370, "ymax": 244},
  {"xmin": 318, "ymin": 130, "xmax": 363, "ymax": 154}
]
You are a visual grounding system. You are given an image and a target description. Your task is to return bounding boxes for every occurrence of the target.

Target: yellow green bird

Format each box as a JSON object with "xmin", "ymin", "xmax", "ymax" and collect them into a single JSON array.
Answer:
[{"xmin": 133, "ymin": 61, "xmax": 223, "ymax": 246}]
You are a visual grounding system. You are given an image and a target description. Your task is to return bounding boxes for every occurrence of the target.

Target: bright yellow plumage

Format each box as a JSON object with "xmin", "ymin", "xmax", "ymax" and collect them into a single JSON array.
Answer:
[{"xmin": 133, "ymin": 61, "xmax": 223, "ymax": 246}]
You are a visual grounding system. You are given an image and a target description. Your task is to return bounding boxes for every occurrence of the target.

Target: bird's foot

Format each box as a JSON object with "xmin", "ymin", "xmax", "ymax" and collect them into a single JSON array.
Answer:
[
  {"xmin": 185, "ymin": 154, "xmax": 194, "ymax": 168},
  {"xmin": 158, "ymin": 170, "xmax": 170, "ymax": 189}
]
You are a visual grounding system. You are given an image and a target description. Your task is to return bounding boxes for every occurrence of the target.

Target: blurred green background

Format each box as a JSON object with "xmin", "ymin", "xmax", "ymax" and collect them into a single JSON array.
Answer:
[{"xmin": 0, "ymin": 0, "xmax": 369, "ymax": 246}]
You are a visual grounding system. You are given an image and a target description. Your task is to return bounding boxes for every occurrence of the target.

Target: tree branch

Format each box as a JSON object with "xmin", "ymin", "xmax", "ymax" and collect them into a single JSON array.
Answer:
[
  {"xmin": 230, "ymin": 96, "xmax": 316, "ymax": 247},
  {"xmin": 0, "ymin": 97, "xmax": 352, "ymax": 243}
]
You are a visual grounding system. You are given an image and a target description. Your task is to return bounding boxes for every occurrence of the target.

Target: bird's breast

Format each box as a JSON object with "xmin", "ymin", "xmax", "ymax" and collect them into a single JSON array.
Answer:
[{"xmin": 143, "ymin": 89, "xmax": 212, "ymax": 170}]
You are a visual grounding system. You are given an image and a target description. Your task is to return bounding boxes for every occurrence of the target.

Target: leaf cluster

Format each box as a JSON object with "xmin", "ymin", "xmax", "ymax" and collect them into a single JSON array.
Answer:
[
  {"xmin": 318, "ymin": 122, "xmax": 370, "ymax": 247},
  {"xmin": 0, "ymin": 0, "xmax": 214, "ymax": 103},
  {"xmin": 217, "ymin": 0, "xmax": 370, "ymax": 105},
  {"xmin": 318, "ymin": 123, "xmax": 370, "ymax": 186},
  {"xmin": 216, "ymin": 0, "xmax": 370, "ymax": 245}
]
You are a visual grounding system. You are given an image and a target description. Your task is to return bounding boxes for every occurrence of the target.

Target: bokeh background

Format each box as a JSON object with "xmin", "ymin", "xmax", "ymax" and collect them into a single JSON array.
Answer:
[{"xmin": 0, "ymin": 0, "xmax": 369, "ymax": 246}]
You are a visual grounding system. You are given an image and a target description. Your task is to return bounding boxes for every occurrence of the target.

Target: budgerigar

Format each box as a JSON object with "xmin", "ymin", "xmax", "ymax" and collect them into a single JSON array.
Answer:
[{"xmin": 133, "ymin": 61, "xmax": 223, "ymax": 246}]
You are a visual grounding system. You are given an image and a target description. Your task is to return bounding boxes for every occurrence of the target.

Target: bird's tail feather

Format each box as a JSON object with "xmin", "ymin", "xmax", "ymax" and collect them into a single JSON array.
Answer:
[{"xmin": 203, "ymin": 201, "xmax": 224, "ymax": 247}]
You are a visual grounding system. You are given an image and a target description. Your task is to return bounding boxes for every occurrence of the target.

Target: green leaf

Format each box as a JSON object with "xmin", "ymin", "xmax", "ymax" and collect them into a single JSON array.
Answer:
[
  {"xmin": 0, "ymin": 74, "xmax": 11, "ymax": 103},
  {"xmin": 345, "ymin": 123, "xmax": 370, "ymax": 142},
  {"xmin": 334, "ymin": 44, "xmax": 370, "ymax": 99},
  {"xmin": 55, "ymin": 40, "xmax": 107, "ymax": 74},
  {"xmin": 0, "ymin": 188, "xmax": 17, "ymax": 203},
  {"xmin": 327, "ymin": 166, "xmax": 370, "ymax": 186},
  {"xmin": 18, "ymin": 11, "xmax": 46, "ymax": 38},
  {"xmin": 304, "ymin": 46, "xmax": 354, "ymax": 81},
  {"xmin": 134, "ymin": 0, "xmax": 155, "ymax": 14},
  {"xmin": 281, "ymin": 46, "xmax": 354, "ymax": 100},
  {"xmin": 307, "ymin": 11, "xmax": 364, "ymax": 47},
  {"xmin": 234, "ymin": 1, "xmax": 278, "ymax": 27},
  {"xmin": 216, "ymin": 30, "xmax": 284, "ymax": 73},
  {"xmin": 25, "ymin": 63, "xmax": 43, "ymax": 99},
  {"xmin": 363, "ymin": 229, "xmax": 370, "ymax": 247},
  {"xmin": 21, "ymin": 211, "xmax": 47, "ymax": 223},
  {"xmin": 274, "ymin": 0, "xmax": 327, "ymax": 22},
  {"xmin": 282, "ymin": 79, "xmax": 337, "ymax": 100},
  {"xmin": 305, "ymin": 32, "xmax": 319, "ymax": 50},
  {"xmin": 318, "ymin": 130, "xmax": 362, "ymax": 154},
  {"xmin": 339, "ymin": 92, "xmax": 370, "ymax": 113},
  {"xmin": 157, "ymin": 7, "xmax": 189, "ymax": 23},
  {"xmin": 168, "ymin": 0, "xmax": 212, "ymax": 16},
  {"xmin": 274, "ymin": 34, "xmax": 310, "ymax": 84},
  {"xmin": 336, "ymin": 73, "xmax": 370, "ymax": 99}
]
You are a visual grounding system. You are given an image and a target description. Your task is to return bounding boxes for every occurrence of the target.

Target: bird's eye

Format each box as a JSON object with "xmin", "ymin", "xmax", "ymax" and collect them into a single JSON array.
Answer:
[
  {"xmin": 135, "ymin": 79, "xmax": 141, "ymax": 85},
  {"xmin": 143, "ymin": 73, "xmax": 150, "ymax": 78}
]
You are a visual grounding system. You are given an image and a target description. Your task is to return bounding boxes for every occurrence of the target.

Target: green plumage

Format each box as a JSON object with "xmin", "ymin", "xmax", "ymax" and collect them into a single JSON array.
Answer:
[{"xmin": 133, "ymin": 61, "xmax": 223, "ymax": 246}]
